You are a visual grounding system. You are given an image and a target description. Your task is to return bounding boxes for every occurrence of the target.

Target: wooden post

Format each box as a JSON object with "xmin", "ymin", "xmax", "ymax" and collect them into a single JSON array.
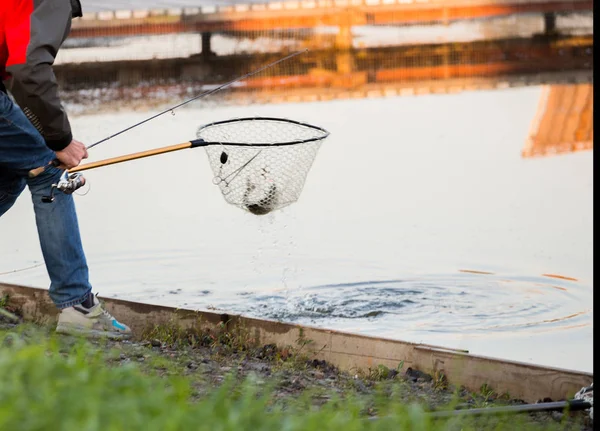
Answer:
[
  {"xmin": 201, "ymin": 32, "xmax": 213, "ymax": 58},
  {"xmin": 335, "ymin": 25, "xmax": 353, "ymax": 50},
  {"xmin": 544, "ymin": 13, "xmax": 557, "ymax": 35}
]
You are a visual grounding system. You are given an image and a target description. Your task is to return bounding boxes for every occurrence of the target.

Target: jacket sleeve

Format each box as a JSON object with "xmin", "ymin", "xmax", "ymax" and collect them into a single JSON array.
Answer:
[{"xmin": 4, "ymin": 0, "xmax": 74, "ymax": 152}]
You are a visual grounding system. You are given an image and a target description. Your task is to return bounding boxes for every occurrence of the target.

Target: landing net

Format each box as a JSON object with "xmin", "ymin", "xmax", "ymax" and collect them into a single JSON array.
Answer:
[{"xmin": 197, "ymin": 117, "xmax": 329, "ymax": 215}]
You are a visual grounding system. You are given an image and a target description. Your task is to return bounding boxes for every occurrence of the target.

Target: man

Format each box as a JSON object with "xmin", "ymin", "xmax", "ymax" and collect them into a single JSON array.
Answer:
[{"xmin": 1, "ymin": 0, "xmax": 131, "ymax": 339}]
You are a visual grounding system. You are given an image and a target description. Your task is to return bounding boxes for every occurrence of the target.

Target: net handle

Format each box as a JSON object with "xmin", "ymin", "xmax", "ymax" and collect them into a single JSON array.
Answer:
[{"xmin": 69, "ymin": 141, "xmax": 195, "ymax": 173}]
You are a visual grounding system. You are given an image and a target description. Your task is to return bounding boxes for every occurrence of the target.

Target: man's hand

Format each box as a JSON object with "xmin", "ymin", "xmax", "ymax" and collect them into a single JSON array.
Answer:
[{"xmin": 55, "ymin": 139, "xmax": 88, "ymax": 170}]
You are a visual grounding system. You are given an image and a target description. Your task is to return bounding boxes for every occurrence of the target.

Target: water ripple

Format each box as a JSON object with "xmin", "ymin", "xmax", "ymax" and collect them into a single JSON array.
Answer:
[{"xmin": 218, "ymin": 273, "xmax": 591, "ymax": 335}]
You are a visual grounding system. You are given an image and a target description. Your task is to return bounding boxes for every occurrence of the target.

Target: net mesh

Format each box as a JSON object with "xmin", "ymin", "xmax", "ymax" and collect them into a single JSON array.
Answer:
[{"xmin": 197, "ymin": 117, "xmax": 328, "ymax": 215}]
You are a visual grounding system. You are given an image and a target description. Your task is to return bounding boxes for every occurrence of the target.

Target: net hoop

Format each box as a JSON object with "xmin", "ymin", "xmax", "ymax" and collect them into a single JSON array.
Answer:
[
  {"xmin": 197, "ymin": 116, "xmax": 329, "ymax": 215},
  {"xmin": 196, "ymin": 116, "xmax": 330, "ymax": 147}
]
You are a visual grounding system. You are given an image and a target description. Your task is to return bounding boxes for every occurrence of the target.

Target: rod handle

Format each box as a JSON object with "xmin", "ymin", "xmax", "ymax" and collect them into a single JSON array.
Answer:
[{"xmin": 28, "ymin": 159, "xmax": 60, "ymax": 178}]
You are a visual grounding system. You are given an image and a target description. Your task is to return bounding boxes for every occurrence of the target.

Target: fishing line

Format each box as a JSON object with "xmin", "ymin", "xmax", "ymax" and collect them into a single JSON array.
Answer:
[
  {"xmin": 213, "ymin": 150, "xmax": 264, "ymax": 189},
  {"xmin": 0, "ymin": 262, "xmax": 45, "ymax": 276}
]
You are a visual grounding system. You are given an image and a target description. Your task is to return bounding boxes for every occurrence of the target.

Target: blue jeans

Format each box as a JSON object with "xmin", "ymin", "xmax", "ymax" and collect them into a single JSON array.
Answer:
[{"xmin": 0, "ymin": 91, "xmax": 91, "ymax": 309}]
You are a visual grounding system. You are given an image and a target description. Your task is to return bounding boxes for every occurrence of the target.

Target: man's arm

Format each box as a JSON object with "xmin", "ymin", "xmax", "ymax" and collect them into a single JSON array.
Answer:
[{"xmin": 4, "ymin": 0, "xmax": 74, "ymax": 152}]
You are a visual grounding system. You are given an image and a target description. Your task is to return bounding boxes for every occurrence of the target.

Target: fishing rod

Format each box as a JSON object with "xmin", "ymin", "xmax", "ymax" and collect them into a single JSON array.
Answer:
[
  {"xmin": 87, "ymin": 49, "xmax": 308, "ymax": 151},
  {"xmin": 28, "ymin": 49, "xmax": 308, "ymax": 181},
  {"xmin": 426, "ymin": 399, "xmax": 592, "ymax": 418},
  {"xmin": 363, "ymin": 399, "xmax": 593, "ymax": 423},
  {"xmin": 365, "ymin": 386, "xmax": 593, "ymax": 422}
]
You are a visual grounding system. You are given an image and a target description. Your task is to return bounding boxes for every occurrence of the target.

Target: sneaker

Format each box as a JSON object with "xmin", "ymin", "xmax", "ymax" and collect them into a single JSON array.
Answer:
[{"xmin": 56, "ymin": 293, "xmax": 132, "ymax": 340}]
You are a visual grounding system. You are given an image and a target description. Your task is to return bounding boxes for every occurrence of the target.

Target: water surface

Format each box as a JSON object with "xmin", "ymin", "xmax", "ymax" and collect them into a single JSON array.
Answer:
[{"xmin": 0, "ymin": 86, "xmax": 593, "ymax": 372}]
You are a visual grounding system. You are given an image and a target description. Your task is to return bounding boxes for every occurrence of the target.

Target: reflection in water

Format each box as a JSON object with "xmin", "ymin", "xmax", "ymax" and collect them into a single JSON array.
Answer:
[
  {"xmin": 54, "ymin": 18, "xmax": 593, "ymax": 114},
  {"xmin": 56, "ymin": 38, "xmax": 593, "ymax": 115},
  {"xmin": 523, "ymin": 84, "xmax": 593, "ymax": 158},
  {"xmin": 542, "ymin": 273, "xmax": 579, "ymax": 281},
  {"xmin": 459, "ymin": 269, "xmax": 495, "ymax": 275}
]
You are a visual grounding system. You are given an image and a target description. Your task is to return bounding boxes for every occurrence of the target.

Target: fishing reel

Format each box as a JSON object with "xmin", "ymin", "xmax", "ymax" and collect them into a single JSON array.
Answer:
[{"xmin": 42, "ymin": 172, "xmax": 86, "ymax": 203}]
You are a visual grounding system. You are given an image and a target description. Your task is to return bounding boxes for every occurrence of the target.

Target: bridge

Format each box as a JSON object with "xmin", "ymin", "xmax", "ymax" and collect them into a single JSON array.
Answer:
[{"xmin": 70, "ymin": 0, "xmax": 593, "ymax": 52}]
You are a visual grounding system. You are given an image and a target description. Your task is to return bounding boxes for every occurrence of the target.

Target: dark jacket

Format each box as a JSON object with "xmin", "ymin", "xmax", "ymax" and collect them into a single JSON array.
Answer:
[{"xmin": 0, "ymin": 0, "xmax": 82, "ymax": 151}]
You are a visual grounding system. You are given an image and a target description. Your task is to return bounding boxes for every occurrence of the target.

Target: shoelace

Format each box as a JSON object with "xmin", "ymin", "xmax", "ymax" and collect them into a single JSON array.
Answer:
[
  {"xmin": 93, "ymin": 293, "xmax": 117, "ymax": 321},
  {"xmin": 101, "ymin": 308, "xmax": 114, "ymax": 319}
]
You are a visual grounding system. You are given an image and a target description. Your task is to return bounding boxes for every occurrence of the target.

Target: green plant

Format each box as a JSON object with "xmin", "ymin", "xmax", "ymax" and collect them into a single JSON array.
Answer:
[
  {"xmin": 432, "ymin": 371, "xmax": 448, "ymax": 391},
  {"xmin": 480, "ymin": 383, "xmax": 496, "ymax": 401}
]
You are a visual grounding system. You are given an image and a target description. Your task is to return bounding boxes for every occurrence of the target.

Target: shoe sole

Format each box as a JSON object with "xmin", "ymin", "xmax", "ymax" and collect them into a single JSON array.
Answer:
[{"xmin": 56, "ymin": 324, "xmax": 132, "ymax": 340}]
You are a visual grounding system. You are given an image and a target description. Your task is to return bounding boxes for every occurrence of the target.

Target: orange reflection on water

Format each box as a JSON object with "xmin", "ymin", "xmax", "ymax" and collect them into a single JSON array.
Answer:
[
  {"xmin": 542, "ymin": 273, "xmax": 579, "ymax": 281},
  {"xmin": 458, "ymin": 269, "xmax": 495, "ymax": 275},
  {"xmin": 523, "ymin": 83, "xmax": 593, "ymax": 158}
]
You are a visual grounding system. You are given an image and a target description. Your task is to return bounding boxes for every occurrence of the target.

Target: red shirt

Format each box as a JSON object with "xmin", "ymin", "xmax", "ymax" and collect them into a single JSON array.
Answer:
[
  {"xmin": 1, "ymin": 0, "xmax": 34, "ymax": 81},
  {"xmin": 0, "ymin": 0, "xmax": 77, "ymax": 150}
]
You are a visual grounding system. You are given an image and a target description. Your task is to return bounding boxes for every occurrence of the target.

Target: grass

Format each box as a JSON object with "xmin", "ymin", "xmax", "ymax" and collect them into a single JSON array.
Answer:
[
  {"xmin": 0, "ymin": 323, "xmax": 590, "ymax": 431},
  {"xmin": 0, "ymin": 294, "xmax": 19, "ymax": 323}
]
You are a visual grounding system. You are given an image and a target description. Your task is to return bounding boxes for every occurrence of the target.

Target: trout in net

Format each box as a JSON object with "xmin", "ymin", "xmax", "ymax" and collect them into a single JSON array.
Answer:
[{"xmin": 198, "ymin": 117, "xmax": 329, "ymax": 215}]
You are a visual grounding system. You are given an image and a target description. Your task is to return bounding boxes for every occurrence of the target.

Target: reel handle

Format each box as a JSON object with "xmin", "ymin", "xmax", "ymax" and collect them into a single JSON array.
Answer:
[{"xmin": 40, "ymin": 172, "xmax": 87, "ymax": 204}]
